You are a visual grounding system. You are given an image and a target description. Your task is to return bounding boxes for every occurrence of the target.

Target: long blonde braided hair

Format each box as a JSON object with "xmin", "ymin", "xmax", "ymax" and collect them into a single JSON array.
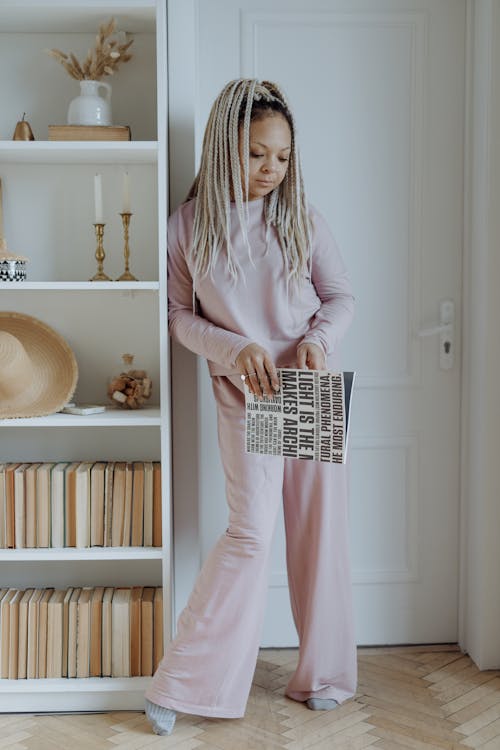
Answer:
[{"xmin": 186, "ymin": 79, "xmax": 311, "ymax": 286}]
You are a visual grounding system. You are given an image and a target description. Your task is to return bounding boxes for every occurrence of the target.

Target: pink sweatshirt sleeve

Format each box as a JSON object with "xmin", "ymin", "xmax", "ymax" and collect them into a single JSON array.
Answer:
[
  {"xmin": 299, "ymin": 207, "xmax": 355, "ymax": 356},
  {"xmin": 167, "ymin": 210, "xmax": 252, "ymax": 369}
]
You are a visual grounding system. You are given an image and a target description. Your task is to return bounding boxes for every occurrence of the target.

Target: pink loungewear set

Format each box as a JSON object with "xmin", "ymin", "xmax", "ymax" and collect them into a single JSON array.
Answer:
[{"xmin": 145, "ymin": 196, "xmax": 357, "ymax": 718}]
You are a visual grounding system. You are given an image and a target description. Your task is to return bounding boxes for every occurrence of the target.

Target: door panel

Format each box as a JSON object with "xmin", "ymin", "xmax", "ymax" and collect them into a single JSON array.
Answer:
[{"xmin": 171, "ymin": 0, "xmax": 465, "ymax": 645}]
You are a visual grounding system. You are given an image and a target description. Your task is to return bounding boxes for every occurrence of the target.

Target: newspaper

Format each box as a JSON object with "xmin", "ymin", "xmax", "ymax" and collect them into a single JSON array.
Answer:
[{"xmin": 244, "ymin": 369, "xmax": 355, "ymax": 463}]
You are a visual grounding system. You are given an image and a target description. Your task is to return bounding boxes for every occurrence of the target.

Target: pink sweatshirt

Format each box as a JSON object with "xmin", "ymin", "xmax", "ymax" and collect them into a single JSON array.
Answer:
[{"xmin": 167, "ymin": 197, "xmax": 354, "ymax": 376}]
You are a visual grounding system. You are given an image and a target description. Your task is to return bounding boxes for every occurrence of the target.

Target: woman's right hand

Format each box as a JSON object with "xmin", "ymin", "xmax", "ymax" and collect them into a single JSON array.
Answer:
[{"xmin": 236, "ymin": 343, "xmax": 279, "ymax": 399}]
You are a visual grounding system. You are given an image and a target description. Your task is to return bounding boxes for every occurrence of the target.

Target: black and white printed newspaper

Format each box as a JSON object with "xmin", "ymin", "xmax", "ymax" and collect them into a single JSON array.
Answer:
[{"xmin": 244, "ymin": 369, "xmax": 355, "ymax": 463}]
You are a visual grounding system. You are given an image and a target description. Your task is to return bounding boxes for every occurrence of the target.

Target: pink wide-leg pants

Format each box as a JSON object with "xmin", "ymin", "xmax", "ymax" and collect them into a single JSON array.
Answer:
[{"xmin": 145, "ymin": 375, "xmax": 357, "ymax": 718}]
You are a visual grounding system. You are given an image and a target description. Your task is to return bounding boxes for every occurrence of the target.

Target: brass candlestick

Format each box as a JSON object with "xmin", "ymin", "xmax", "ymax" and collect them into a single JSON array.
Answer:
[
  {"xmin": 116, "ymin": 212, "xmax": 138, "ymax": 281},
  {"xmin": 90, "ymin": 223, "xmax": 111, "ymax": 281}
]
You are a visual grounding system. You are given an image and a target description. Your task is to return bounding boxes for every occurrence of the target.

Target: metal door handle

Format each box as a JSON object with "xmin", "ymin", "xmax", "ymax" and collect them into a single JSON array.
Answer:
[
  {"xmin": 418, "ymin": 323, "xmax": 452, "ymax": 337},
  {"xmin": 417, "ymin": 300, "xmax": 454, "ymax": 370}
]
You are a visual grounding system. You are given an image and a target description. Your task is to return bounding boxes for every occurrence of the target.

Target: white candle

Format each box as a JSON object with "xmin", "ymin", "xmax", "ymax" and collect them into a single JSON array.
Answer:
[
  {"xmin": 94, "ymin": 173, "xmax": 103, "ymax": 223},
  {"xmin": 122, "ymin": 171, "xmax": 131, "ymax": 213}
]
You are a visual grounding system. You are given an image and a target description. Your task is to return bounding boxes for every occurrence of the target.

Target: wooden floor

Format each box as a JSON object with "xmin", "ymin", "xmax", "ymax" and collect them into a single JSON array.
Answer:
[{"xmin": 2, "ymin": 646, "xmax": 500, "ymax": 749}]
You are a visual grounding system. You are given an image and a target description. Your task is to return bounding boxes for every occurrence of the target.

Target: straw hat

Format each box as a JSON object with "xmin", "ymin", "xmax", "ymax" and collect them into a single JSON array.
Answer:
[{"xmin": 0, "ymin": 312, "xmax": 78, "ymax": 418}]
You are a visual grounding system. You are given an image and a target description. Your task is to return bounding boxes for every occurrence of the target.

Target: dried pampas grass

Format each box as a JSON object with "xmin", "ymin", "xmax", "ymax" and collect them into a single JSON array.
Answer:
[{"xmin": 46, "ymin": 17, "xmax": 133, "ymax": 81}]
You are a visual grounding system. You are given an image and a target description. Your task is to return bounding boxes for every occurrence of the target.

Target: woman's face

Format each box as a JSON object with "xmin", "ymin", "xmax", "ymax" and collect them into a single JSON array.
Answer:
[{"xmin": 239, "ymin": 113, "xmax": 292, "ymax": 201}]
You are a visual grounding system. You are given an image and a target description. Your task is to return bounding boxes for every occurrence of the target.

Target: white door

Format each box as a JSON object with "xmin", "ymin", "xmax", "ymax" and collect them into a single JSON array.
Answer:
[{"xmin": 169, "ymin": 0, "xmax": 465, "ymax": 645}]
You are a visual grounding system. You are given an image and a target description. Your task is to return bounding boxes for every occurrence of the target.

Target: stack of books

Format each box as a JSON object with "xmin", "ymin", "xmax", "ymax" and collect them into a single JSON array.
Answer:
[
  {"xmin": 0, "ymin": 585, "xmax": 163, "ymax": 679},
  {"xmin": 0, "ymin": 462, "xmax": 162, "ymax": 549},
  {"xmin": 48, "ymin": 125, "xmax": 131, "ymax": 141}
]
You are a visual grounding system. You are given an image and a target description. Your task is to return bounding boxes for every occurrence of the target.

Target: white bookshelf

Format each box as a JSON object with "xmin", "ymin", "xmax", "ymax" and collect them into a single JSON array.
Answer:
[{"xmin": 0, "ymin": 0, "xmax": 170, "ymax": 711}]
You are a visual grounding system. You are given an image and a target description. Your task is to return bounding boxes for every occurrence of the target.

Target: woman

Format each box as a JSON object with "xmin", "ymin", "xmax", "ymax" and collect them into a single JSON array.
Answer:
[{"xmin": 145, "ymin": 78, "xmax": 356, "ymax": 736}]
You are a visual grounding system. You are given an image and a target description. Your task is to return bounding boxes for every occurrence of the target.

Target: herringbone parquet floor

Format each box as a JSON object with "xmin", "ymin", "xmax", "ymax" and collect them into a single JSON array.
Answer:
[{"xmin": 2, "ymin": 646, "xmax": 500, "ymax": 749}]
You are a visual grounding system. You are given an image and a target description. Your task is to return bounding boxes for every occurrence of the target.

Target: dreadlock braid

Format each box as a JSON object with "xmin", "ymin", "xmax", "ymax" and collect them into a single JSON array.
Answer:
[{"xmin": 187, "ymin": 78, "xmax": 312, "ymax": 286}]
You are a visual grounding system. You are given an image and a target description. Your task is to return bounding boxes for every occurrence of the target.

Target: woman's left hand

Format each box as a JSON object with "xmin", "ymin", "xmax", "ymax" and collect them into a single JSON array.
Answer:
[{"xmin": 296, "ymin": 342, "xmax": 326, "ymax": 370}]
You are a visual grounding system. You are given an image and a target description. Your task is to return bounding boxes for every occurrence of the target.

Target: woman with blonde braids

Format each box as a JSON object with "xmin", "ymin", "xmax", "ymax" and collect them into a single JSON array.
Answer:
[{"xmin": 145, "ymin": 78, "xmax": 356, "ymax": 735}]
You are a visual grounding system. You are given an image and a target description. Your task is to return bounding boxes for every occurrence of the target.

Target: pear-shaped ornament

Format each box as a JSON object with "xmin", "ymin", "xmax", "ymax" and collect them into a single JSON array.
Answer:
[{"xmin": 12, "ymin": 113, "xmax": 35, "ymax": 141}]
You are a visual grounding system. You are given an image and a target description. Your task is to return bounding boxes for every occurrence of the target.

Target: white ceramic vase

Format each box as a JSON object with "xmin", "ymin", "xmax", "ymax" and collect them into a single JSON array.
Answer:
[{"xmin": 67, "ymin": 79, "xmax": 112, "ymax": 126}]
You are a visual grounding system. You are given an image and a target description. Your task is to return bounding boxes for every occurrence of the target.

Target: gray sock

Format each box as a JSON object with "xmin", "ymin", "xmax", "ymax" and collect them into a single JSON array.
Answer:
[
  {"xmin": 306, "ymin": 697, "xmax": 338, "ymax": 711},
  {"xmin": 145, "ymin": 698, "xmax": 176, "ymax": 735}
]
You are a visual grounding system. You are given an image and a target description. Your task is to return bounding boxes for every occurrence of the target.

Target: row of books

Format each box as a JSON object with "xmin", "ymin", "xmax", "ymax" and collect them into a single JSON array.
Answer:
[
  {"xmin": 48, "ymin": 125, "xmax": 132, "ymax": 141},
  {"xmin": 0, "ymin": 586, "xmax": 163, "ymax": 680},
  {"xmin": 0, "ymin": 462, "xmax": 162, "ymax": 549}
]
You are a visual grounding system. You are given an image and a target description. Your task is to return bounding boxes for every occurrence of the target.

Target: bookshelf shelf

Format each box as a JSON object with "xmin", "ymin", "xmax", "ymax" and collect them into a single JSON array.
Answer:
[
  {"xmin": 0, "ymin": 407, "xmax": 162, "ymax": 427},
  {"xmin": 0, "ymin": 142, "xmax": 158, "ymax": 164},
  {"xmin": 0, "ymin": 676, "xmax": 151, "ymax": 693},
  {"xmin": 0, "ymin": 2, "xmax": 156, "ymax": 33},
  {"xmin": 0, "ymin": 547, "xmax": 163, "ymax": 562},
  {"xmin": 0, "ymin": 0, "xmax": 170, "ymax": 712},
  {"xmin": 0, "ymin": 0, "xmax": 156, "ymax": 34},
  {"xmin": 0, "ymin": 677, "xmax": 152, "ymax": 712},
  {"xmin": 0, "ymin": 282, "xmax": 159, "ymax": 291}
]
